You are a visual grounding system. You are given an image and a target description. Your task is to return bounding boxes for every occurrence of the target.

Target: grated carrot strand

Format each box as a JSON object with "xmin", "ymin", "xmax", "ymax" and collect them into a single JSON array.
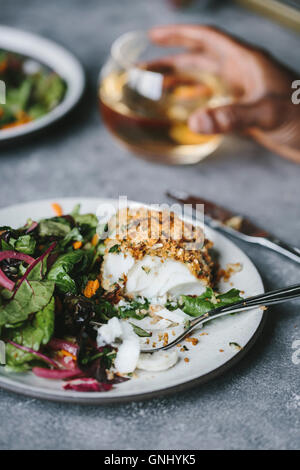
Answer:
[{"xmin": 51, "ymin": 202, "xmax": 63, "ymax": 217}]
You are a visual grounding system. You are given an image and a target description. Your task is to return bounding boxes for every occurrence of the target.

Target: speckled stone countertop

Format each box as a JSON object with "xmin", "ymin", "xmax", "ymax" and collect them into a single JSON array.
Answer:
[{"xmin": 0, "ymin": 0, "xmax": 299, "ymax": 450}]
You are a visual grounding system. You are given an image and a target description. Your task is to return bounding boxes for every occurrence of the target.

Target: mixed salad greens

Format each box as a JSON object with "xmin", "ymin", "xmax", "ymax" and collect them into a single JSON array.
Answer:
[
  {"xmin": 0, "ymin": 204, "xmax": 242, "ymax": 392},
  {"xmin": 0, "ymin": 50, "xmax": 66, "ymax": 130}
]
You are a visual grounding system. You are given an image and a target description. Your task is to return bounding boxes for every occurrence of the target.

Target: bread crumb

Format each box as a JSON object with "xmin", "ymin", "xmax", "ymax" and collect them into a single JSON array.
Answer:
[
  {"xmin": 217, "ymin": 262, "xmax": 242, "ymax": 282},
  {"xmin": 186, "ymin": 337, "xmax": 199, "ymax": 346}
]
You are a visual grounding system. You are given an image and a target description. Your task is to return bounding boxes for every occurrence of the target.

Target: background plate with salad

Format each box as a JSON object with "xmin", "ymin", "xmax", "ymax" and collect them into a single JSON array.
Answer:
[{"xmin": 0, "ymin": 26, "xmax": 84, "ymax": 142}]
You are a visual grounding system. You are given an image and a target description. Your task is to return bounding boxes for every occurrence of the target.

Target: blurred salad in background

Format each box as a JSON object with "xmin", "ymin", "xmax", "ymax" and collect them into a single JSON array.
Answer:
[{"xmin": 0, "ymin": 49, "xmax": 66, "ymax": 130}]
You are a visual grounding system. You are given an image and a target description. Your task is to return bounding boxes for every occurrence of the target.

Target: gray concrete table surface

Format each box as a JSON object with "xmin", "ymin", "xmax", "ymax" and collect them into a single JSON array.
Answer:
[{"xmin": 0, "ymin": 0, "xmax": 299, "ymax": 450}]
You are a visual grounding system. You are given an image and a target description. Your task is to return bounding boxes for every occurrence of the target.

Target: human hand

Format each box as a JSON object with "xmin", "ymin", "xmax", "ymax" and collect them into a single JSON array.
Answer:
[{"xmin": 150, "ymin": 25, "xmax": 300, "ymax": 163}]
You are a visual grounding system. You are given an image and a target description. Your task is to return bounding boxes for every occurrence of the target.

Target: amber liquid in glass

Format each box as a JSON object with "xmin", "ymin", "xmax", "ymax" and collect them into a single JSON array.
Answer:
[{"xmin": 99, "ymin": 64, "xmax": 228, "ymax": 164}]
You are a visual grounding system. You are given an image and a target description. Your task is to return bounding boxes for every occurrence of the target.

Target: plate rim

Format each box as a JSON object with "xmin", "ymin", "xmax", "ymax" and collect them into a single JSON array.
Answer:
[
  {"xmin": 0, "ymin": 313, "xmax": 268, "ymax": 404},
  {"xmin": 0, "ymin": 25, "xmax": 85, "ymax": 141},
  {"xmin": 0, "ymin": 197, "xmax": 267, "ymax": 404}
]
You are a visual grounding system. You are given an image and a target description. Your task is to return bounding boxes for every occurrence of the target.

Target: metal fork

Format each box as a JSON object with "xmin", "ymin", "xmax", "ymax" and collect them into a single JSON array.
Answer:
[{"xmin": 140, "ymin": 284, "xmax": 300, "ymax": 353}]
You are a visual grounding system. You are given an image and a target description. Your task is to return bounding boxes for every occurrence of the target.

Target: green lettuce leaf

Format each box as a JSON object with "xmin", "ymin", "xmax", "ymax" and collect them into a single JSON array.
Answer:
[
  {"xmin": 47, "ymin": 250, "xmax": 93, "ymax": 294},
  {"xmin": 5, "ymin": 297, "xmax": 55, "ymax": 368},
  {"xmin": 73, "ymin": 213, "xmax": 98, "ymax": 228},
  {"xmin": 0, "ymin": 278, "xmax": 55, "ymax": 326},
  {"xmin": 38, "ymin": 218, "xmax": 71, "ymax": 238},
  {"xmin": 118, "ymin": 298, "xmax": 149, "ymax": 320},
  {"xmin": 180, "ymin": 288, "xmax": 243, "ymax": 317},
  {"xmin": 130, "ymin": 323, "xmax": 151, "ymax": 337},
  {"xmin": 60, "ymin": 227, "xmax": 83, "ymax": 248},
  {"xmin": 216, "ymin": 289, "xmax": 244, "ymax": 305},
  {"xmin": 47, "ymin": 250, "xmax": 82, "ymax": 294},
  {"xmin": 14, "ymin": 235, "xmax": 36, "ymax": 255}
]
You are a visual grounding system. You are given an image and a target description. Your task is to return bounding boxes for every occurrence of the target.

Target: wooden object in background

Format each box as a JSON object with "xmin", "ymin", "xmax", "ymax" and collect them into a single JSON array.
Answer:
[{"xmin": 236, "ymin": 0, "xmax": 300, "ymax": 31}]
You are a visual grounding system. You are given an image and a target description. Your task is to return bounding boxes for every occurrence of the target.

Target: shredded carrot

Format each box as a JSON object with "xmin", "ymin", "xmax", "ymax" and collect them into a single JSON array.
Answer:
[
  {"xmin": 83, "ymin": 279, "xmax": 100, "ymax": 298},
  {"xmin": 51, "ymin": 202, "xmax": 63, "ymax": 217},
  {"xmin": 2, "ymin": 112, "xmax": 32, "ymax": 129},
  {"xmin": 61, "ymin": 350, "xmax": 77, "ymax": 361},
  {"xmin": 73, "ymin": 241, "xmax": 82, "ymax": 250},
  {"xmin": 0, "ymin": 60, "xmax": 7, "ymax": 73},
  {"xmin": 91, "ymin": 234, "xmax": 99, "ymax": 246}
]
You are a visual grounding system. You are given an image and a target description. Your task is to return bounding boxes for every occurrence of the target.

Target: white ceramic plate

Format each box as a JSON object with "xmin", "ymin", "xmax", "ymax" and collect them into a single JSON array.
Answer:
[
  {"xmin": 0, "ymin": 198, "xmax": 266, "ymax": 403},
  {"xmin": 0, "ymin": 26, "xmax": 85, "ymax": 142}
]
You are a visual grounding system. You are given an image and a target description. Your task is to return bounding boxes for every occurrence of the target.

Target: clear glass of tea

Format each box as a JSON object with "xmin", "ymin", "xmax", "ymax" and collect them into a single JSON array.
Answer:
[{"xmin": 99, "ymin": 31, "xmax": 232, "ymax": 165}]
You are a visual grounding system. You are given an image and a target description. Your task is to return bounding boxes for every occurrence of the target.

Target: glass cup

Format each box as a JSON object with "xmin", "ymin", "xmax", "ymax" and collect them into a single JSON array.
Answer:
[{"xmin": 99, "ymin": 31, "xmax": 232, "ymax": 165}]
